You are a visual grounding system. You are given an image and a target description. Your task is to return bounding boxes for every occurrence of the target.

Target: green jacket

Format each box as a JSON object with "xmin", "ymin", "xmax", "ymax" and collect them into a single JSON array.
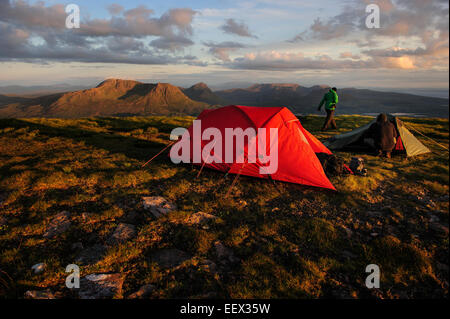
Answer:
[{"xmin": 318, "ymin": 89, "xmax": 339, "ymax": 111}]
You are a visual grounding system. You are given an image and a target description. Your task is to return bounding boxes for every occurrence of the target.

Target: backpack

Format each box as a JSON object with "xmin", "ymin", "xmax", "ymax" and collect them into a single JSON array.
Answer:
[
  {"xmin": 316, "ymin": 153, "xmax": 348, "ymax": 176},
  {"xmin": 349, "ymin": 157, "xmax": 367, "ymax": 176}
]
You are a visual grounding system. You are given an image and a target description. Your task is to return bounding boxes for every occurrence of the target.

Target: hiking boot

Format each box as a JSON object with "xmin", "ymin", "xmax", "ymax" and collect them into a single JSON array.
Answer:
[
  {"xmin": 385, "ymin": 152, "xmax": 392, "ymax": 159},
  {"xmin": 375, "ymin": 150, "xmax": 383, "ymax": 157}
]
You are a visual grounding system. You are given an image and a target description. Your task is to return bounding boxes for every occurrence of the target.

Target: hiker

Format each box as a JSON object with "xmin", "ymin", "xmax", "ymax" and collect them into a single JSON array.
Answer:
[
  {"xmin": 318, "ymin": 87, "xmax": 339, "ymax": 131},
  {"xmin": 366, "ymin": 113, "xmax": 398, "ymax": 158}
]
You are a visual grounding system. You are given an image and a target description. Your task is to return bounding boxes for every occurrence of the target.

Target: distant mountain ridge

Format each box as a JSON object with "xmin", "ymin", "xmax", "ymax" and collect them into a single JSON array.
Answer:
[
  {"xmin": 0, "ymin": 79, "xmax": 209, "ymax": 118},
  {"xmin": 181, "ymin": 82, "xmax": 226, "ymax": 106},
  {"xmin": 0, "ymin": 79, "xmax": 448, "ymax": 118},
  {"xmin": 214, "ymin": 84, "xmax": 449, "ymax": 118}
]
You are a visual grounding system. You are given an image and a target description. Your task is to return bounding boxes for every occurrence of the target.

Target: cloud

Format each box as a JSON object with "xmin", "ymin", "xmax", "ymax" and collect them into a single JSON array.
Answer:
[
  {"xmin": 150, "ymin": 35, "xmax": 194, "ymax": 52},
  {"xmin": 287, "ymin": 0, "xmax": 449, "ymax": 70},
  {"xmin": 0, "ymin": 1, "xmax": 201, "ymax": 65},
  {"xmin": 340, "ymin": 52, "xmax": 361, "ymax": 59},
  {"xmin": 107, "ymin": 4, "xmax": 124, "ymax": 16},
  {"xmin": 227, "ymin": 50, "xmax": 429, "ymax": 71},
  {"xmin": 229, "ymin": 51, "xmax": 374, "ymax": 70},
  {"xmin": 220, "ymin": 18, "xmax": 257, "ymax": 38},
  {"xmin": 203, "ymin": 41, "xmax": 247, "ymax": 61}
]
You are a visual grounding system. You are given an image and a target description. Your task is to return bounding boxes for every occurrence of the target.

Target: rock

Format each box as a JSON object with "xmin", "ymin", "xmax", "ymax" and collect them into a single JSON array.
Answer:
[
  {"xmin": 342, "ymin": 227, "xmax": 353, "ymax": 238},
  {"xmin": 43, "ymin": 211, "xmax": 71, "ymax": 238},
  {"xmin": 214, "ymin": 241, "xmax": 239, "ymax": 264},
  {"xmin": 31, "ymin": 263, "xmax": 46, "ymax": 274},
  {"xmin": 367, "ymin": 211, "xmax": 383, "ymax": 217},
  {"xmin": 108, "ymin": 223, "xmax": 136, "ymax": 244},
  {"xmin": 436, "ymin": 262, "xmax": 449, "ymax": 272},
  {"xmin": 142, "ymin": 196, "xmax": 176, "ymax": 218},
  {"xmin": 79, "ymin": 273, "xmax": 124, "ymax": 299},
  {"xmin": 75, "ymin": 244, "xmax": 107, "ymax": 265},
  {"xmin": 429, "ymin": 215, "xmax": 440, "ymax": 223},
  {"xmin": 24, "ymin": 289, "xmax": 57, "ymax": 299},
  {"xmin": 71, "ymin": 242, "xmax": 84, "ymax": 251},
  {"xmin": 0, "ymin": 216, "xmax": 7, "ymax": 226},
  {"xmin": 124, "ymin": 210, "xmax": 140, "ymax": 224},
  {"xmin": 385, "ymin": 225, "xmax": 396, "ymax": 235},
  {"xmin": 185, "ymin": 212, "xmax": 217, "ymax": 225},
  {"xmin": 430, "ymin": 223, "xmax": 449, "ymax": 238},
  {"xmin": 150, "ymin": 249, "xmax": 191, "ymax": 268},
  {"xmin": 342, "ymin": 250, "xmax": 357, "ymax": 259},
  {"xmin": 128, "ymin": 284, "xmax": 156, "ymax": 299},
  {"xmin": 370, "ymin": 233, "xmax": 379, "ymax": 237}
]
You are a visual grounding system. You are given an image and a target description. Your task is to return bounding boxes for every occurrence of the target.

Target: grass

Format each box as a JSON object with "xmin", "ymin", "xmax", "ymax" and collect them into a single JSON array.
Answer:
[{"xmin": 0, "ymin": 115, "xmax": 448, "ymax": 299}]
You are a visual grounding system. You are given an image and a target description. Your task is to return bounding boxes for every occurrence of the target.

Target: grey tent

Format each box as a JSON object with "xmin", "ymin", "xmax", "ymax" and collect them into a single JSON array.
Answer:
[{"xmin": 323, "ymin": 114, "xmax": 431, "ymax": 157}]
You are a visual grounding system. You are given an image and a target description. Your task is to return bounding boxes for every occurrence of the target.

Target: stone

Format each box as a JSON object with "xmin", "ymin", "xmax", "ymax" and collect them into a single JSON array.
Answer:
[
  {"xmin": 436, "ymin": 262, "xmax": 449, "ymax": 272},
  {"xmin": 342, "ymin": 250, "xmax": 357, "ymax": 259},
  {"xmin": 429, "ymin": 215, "xmax": 440, "ymax": 223},
  {"xmin": 342, "ymin": 227, "xmax": 353, "ymax": 238},
  {"xmin": 151, "ymin": 249, "xmax": 191, "ymax": 268},
  {"xmin": 75, "ymin": 244, "xmax": 107, "ymax": 265},
  {"xmin": 214, "ymin": 241, "xmax": 239, "ymax": 263},
  {"xmin": 79, "ymin": 273, "xmax": 124, "ymax": 299},
  {"xmin": 31, "ymin": 263, "xmax": 46, "ymax": 274},
  {"xmin": 124, "ymin": 210, "xmax": 140, "ymax": 224},
  {"xmin": 370, "ymin": 233, "xmax": 379, "ymax": 237},
  {"xmin": 24, "ymin": 289, "xmax": 57, "ymax": 299},
  {"xmin": 108, "ymin": 223, "xmax": 136, "ymax": 244},
  {"xmin": 367, "ymin": 211, "xmax": 383, "ymax": 217},
  {"xmin": 185, "ymin": 212, "xmax": 217, "ymax": 225},
  {"xmin": 71, "ymin": 242, "xmax": 84, "ymax": 251},
  {"xmin": 128, "ymin": 284, "xmax": 156, "ymax": 299},
  {"xmin": 0, "ymin": 216, "xmax": 7, "ymax": 227},
  {"xmin": 142, "ymin": 196, "xmax": 176, "ymax": 218},
  {"xmin": 430, "ymin": 223, "xmax": 449, "ymax": 237},
  {"xmin": 43, "ymin": 211, "xmax": 71, "ymax": 238}
]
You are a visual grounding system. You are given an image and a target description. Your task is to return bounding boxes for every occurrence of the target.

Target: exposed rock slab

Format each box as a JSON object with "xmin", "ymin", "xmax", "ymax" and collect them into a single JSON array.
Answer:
[
  {"xmin": 24, "ymin": 289, "xmax": 58, "ymax": 299},
  {"xmin": 185, "ymin": 212, "xmax": 217, "ymax": 225},
  {"xmin": 108, "ymin": 223, "xmax": 136, "ymax": 244},
  {"xmin": 214, "ymin": 241, "xmax": 239, "ymax": 264},
  {"xmin": 79, "ymin": 273, "xmax": 124, "ymax": 299},
  {"xmin": 43, "ymin": 211, "xmax": 71, "ymax": 238},
  {"xmin": 142, "ymin": 196, "xmax": 176, "ymax": 218},
  {"xmin": 31, "ymin": 263, "xmax": 46, "ymax": 274},
  {"xmin": 151, "ymin": 249, "xmax": 190, "ymax": 268}
]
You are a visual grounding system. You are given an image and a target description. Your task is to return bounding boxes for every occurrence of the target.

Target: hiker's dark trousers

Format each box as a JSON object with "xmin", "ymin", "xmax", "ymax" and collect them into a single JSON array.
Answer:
[{"xmin": 322, "ymin": 110, "xmax": 337, "ymax": 131}]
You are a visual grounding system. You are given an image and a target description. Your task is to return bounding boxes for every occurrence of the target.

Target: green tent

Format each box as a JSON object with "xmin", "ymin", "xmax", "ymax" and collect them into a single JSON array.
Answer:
[{"xmin": 323, "ymin": 114, "xmax": 431, "ymax": 157}]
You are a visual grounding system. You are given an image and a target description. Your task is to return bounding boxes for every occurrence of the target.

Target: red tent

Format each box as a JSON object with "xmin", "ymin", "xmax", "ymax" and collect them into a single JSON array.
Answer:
[{"xmin": 170, "ymin": 105, "xmax": 335, "ymax": 190}]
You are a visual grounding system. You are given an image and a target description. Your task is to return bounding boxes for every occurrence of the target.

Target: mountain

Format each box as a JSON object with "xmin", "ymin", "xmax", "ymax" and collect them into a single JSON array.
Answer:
[
  {"xmin": 181, "ymin": 82, "xmax": 225, "ymax": 105},
  {"xmin": 0, "ymin": 79, "xmax": 210, "ymax": 118},
  {"xmin": 1, "ymin": 80, "xmax": 448, "ymax": 118},
  {"xmin": 215, "ymin": 84, "xmax": 449, "ymax": 117}
]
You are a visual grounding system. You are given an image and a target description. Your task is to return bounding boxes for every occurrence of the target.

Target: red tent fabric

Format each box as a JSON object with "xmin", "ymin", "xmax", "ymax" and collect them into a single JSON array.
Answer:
[{"xmin": 171, "ymin": 105, "xmax": 335, "ymax": 190}]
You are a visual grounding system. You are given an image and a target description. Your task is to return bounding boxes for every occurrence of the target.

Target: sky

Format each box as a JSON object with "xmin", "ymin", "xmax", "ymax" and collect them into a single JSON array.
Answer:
[{"xmin": 0, "ymin": 0, "xmax": 448, "ymax": 91}]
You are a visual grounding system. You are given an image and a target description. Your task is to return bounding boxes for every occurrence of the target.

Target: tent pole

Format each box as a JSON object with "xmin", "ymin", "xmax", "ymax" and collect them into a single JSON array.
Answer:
[
  {"xmin": 141, "ymin": 141, "xmax": 176, "ymax": 168},
  {"xmin": 225, "ymin": 162, "xmax": 247, "ymax": 198},
  {"xmin": 196, "ymin": 140, "xmax": 218, "ymax": 179}
]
